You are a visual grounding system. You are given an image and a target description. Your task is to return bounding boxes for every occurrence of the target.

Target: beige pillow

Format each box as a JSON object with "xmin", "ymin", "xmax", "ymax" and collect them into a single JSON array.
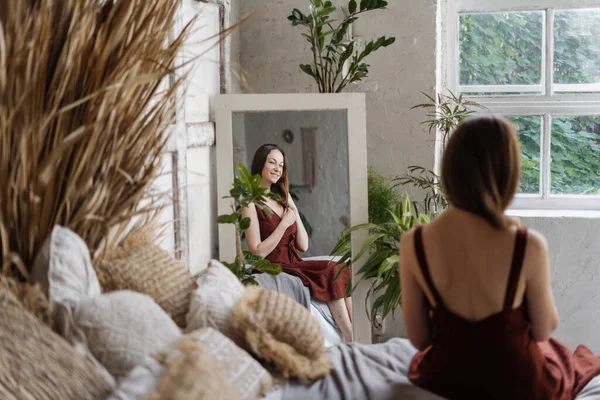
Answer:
[
  {"xmin": 94, "ymin": 227, "xmax": 197, "ymax": 327},
  {"xmin": 232, "ymin": 286, "xmax": 331, "ymax": 382},
  {"xmin": 30, "ymin": 225, "xmax": 102, "ymax": 308},
  {"xmin": 74, "ymin": 290, "xmax": 182, "ymax": 380},
  {"xmin": 0, "ymin": 285, "xmax": 115, "ymax": 399},
  {"xmin": 185, "ymin": 259, "xmax": 245, "ymax": 345},
  {"xmin": 0, "ymin": 276, "xmax": 54, "ymax": 330},
  {"xmin": 156, "ymin": 328, "xmax": 272, "ymax": 400},
  {"xmin": 144, "ymin": 337, "xmax": 241, "ymax": 400}
]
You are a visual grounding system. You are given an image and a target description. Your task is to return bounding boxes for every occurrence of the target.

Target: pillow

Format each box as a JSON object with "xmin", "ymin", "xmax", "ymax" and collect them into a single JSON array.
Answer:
[
  {"xmin": 231, "ymin": 286, "xmax": 331, "ymax": 382},
  {"xmin": 144, "ymin": 335, "xmax": 241, "ymax": 400},
  {"xmin": 93, "ymin": 227, "xmax": 197, "ymax": 327},
  {"xmin": 0, "ymin": 285, "xmax": 115, "ymax": 399},
  {"xmin": 155, "ymin": 328, "xmax": 273, "ymax": 400},
  {"xmin": 107, "ymin": 356, "xmax": 163, "ymax": 400},
  {"xmin": 0, "ymin": 275, "xmax": 54, "ymax": 330},
  {"xmin": 185, "ymin": 259, "xmax": 245, "ymax": 345},
  {"xmin": 30, "ymin": 225, "xmax": 101, "ymax": 307},
  {"xmin": 73, "ymin": 290, "xmax": 181, "ymax": 380}
]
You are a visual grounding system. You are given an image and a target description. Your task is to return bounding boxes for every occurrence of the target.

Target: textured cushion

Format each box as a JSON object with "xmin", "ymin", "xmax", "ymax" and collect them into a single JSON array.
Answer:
[
  {"xmin": 0, "ymin": 285, "xmax": 115, "ymax": 399},
  {"xmin": 30, "ymin": 225, "xmax": 101, "ymax": 307},
  {"xmin": 107, "ymin": 356, "xmax": 163, "ymax": 400},
  {"xmin": 144, "ymin": 335, "xmax": 241, "ymax": 400},
  {"xmin": 156, "ymin": 328, "xmax": 272, "ymax": 400},
  {"xmin": 232, "ymin": 286, "xmax": 331, "ymax": 382},
  {"xmin": 186, "ymin": 259, "xmax": 245, "ymax": 344},
  {"xmin": 0, "ymin": 276, "xmax": 54, "ymax": 330},
  {"xmin": 74, "ymin": 290, "xmax": 181, "ymax": 380},
  {"xmin": 94, "ymin": 227, "xmax": 197, "ymax": 327}
]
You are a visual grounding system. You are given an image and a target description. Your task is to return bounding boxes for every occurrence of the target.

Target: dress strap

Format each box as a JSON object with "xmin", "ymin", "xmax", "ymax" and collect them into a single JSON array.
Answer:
[
  {"xmin": 413, "ymin": 226, "xmax": 444, "ymax": 308},
  {"xmin": 503, "ymin": 227, "xmax": 528, "ymax": 313}
]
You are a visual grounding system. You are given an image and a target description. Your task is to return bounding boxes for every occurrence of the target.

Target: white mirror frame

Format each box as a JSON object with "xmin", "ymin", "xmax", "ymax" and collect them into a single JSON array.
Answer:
[{"xmin": 215, "ymin": 93, "xmax": 371, "ymax": 343}]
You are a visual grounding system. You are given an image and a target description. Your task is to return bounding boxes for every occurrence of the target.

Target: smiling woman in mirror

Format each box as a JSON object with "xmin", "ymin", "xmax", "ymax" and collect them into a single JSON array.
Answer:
[{"xmin": 242, "ymin": 143, "xmax": 353, "ymax": 343}]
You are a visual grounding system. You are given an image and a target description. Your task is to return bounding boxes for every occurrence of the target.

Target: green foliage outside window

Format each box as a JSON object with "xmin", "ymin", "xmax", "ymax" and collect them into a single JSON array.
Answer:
[{"xmin": 460, "ymin": 11, "xmax": 600, "ymax": 195}]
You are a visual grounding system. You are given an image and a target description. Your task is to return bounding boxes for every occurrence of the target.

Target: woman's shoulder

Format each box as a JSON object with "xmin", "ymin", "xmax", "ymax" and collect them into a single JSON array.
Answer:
[{"xmin": 523, "ymin": 227, "xmax": 548, "ymax": 254}]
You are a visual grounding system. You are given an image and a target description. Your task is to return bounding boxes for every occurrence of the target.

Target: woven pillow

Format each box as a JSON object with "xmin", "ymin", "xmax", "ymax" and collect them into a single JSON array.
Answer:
[
  {"xmin": 0, "ymin": 285, "xmax": 115, "ymax": 399},
  {"xmin": 185, "ymin": 259, "xmax": 245, "ymax": 345},
  {"xmin": 94, "ymin": 227, "xmax": 197, "ymax": 327},
  {"xmin": 73, "ymin": 290, "xmax": 181, "ymax": 381},
  {"xmin": 231, "ymin": 286, "xmax": 331, "ymax": 381},
  {"xmin": 155, "ymin": 328, "xmax": 272, "ymax": 400},
  {"xmin": 144, "ymin": 335, "xmax": 241, "ymax": 400},
  {"xmin": 0, "ymin": 276, "xmax": 54, "ymax": 330}
]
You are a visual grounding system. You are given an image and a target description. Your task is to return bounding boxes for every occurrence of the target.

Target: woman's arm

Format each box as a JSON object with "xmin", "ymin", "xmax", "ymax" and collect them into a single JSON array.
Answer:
[
  {"xmin": 399, "ymin": 230, "xmax": 432, "ymax": 350},
  {"xmin": 287, "ymin": 195, "xmax": 309, "ymax": 252},
  {"xmin": 242, "ymin": 203, "xmax": 289, "ymax": 258},
  {"xmin": 524, "ymin": 229, "xmax": 560, "ymax": 342}
]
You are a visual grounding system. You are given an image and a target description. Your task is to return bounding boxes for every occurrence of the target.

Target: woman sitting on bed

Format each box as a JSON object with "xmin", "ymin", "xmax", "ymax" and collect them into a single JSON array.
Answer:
[
  {"xmin": 400, "ymin": 115, "xmax": 600, "ymax": 400},
  {"xmin": 242, "ymin": 143, "xmax": 353, "ymax": 343}
]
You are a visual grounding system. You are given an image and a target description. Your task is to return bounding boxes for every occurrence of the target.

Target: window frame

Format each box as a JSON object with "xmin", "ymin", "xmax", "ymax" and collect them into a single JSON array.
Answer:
[{"xmin": 441, "ymin": 0, "xmax": 600, "ymax": 211}]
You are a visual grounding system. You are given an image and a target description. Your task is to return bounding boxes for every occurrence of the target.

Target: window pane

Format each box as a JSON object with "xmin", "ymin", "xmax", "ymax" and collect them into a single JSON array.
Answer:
[
  {"xmin": 507, "ymin": 116, "xmax": 541, "ymax": 194},
  {"xmin": 551, "ymin": 116, "xmax": 600, "ymax": 195},
  {"xmin": 553, "ymin": 9, "xmax": 600, "ymax": 87},
  {"xmin": 459, "ymin": 12, "xmax": 543, "ymax": 88}
]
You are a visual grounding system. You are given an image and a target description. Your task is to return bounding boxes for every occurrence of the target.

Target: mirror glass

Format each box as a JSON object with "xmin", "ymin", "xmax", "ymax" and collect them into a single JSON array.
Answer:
[{"xmin": 232, "ymin": 110, "xmax": 349, "ymax": 258}]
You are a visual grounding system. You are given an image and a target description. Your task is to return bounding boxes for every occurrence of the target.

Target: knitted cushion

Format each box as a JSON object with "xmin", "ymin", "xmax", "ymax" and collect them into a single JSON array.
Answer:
[
  {"xmin": 144, "ymin": 335, "xmax": 241, "ymax": 400},
  {"xmin": 185, "ymin": 259, "xmax": 245, "ymax": 345},
  {"xmin": 0, "ymin": 286, "xmax": 115, "ymax": 399},
  {"xmin": 74, "ymin": 290, "xmax": 181, "ymax": 381},
  {"xmin": 94, "ymin": 227, "xmax": 197, "ymax": 327},
  {"xmin": 231, "ymin": 286, "xmax": 331, "ymax": 381},
  {"xmin": 155, "ymin": 328, "xmax": 272, "ymax": 400}
]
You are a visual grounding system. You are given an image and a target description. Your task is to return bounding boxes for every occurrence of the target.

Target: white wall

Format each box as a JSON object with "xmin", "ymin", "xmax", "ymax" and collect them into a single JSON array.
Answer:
[{"xmin": 235, "ymin": 0, "xmax": 600, "ymax": 352}]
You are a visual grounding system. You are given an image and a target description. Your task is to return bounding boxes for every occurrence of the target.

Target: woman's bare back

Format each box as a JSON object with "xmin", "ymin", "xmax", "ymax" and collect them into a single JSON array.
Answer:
[{"xmin": 412, "ymin": 208, "xmax": 528, "ymax": 322}]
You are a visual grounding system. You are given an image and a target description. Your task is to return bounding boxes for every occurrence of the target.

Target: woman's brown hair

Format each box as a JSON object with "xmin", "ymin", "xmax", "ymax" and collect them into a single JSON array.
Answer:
[
  {"xmin": 441, "ymin": 115, "xmax": 521, "ymax": 229},
  {"xmin": 251, "ymin": 143, "xmax": 289, "ymax": 208}
]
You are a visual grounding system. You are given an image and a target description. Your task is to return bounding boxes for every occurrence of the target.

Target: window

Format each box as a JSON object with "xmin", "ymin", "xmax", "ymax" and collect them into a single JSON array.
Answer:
[{"xmin": 443, "ymin": 0, "xmax": 600, "ymax": 210}]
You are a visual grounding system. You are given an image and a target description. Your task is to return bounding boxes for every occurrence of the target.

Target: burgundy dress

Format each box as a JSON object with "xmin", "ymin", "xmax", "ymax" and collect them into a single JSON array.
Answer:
[
  {"xmin": 409, "ymin": 226, "xmax": 600, "ymax": 400},
  {"xmin": 255, "ymin": 205, "xmax": 351, "ymax": 302}
]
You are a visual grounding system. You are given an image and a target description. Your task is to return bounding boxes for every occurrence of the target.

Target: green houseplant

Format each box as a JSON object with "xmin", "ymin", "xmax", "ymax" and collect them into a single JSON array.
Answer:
[
  {"xmin": 217, "ymin": 165, "xmax": 282, "ymax": 285},
  {"xmin": 288, "ymin": 0, "xmax": 395, "ymax": 93},
  {"xmin": 331, "ymin": 195, "xmax": 430, "ymax": 320}
]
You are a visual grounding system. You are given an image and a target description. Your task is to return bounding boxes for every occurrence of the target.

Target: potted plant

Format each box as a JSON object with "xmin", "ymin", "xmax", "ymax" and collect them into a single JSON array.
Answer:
[
  {"xmin": 288, "ymin": 0, "xmax": 395, "ymax": 93},
  {"xmin": 217, "ymin": 165, "xmax": 283, "ymax": 285}
]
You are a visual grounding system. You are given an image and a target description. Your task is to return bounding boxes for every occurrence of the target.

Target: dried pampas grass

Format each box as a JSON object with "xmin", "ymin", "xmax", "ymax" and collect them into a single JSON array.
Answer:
[{"xmin": 0, "ymin": 0, "xmax": 190, "ymax": 277}]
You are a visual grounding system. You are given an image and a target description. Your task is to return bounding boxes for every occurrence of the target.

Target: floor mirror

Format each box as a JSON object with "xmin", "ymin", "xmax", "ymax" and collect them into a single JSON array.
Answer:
[{"xmin": 215, "ymin": 93, "xmax": 370, "ymax": 343}]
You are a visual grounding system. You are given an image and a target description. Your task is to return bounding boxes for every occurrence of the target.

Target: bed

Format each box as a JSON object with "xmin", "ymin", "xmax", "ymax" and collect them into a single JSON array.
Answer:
[
  {"xmin": 254, "ymin": 264, "xmax": 600, "ymax": 400},
  {"xmin": 262, "ymin": 338, "xmax": 600, "ymax": 400}
]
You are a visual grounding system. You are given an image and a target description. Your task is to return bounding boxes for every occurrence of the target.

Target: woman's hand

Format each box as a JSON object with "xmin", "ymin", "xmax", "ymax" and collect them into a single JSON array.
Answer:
[{"xmin": 280, "ymin": 207, "xmax": 297, "ymax": 228}]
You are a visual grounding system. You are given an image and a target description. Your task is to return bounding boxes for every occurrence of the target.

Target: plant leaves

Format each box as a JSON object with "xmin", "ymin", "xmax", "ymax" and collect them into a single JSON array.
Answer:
[
  {"xmin": 251, "ymin": 259, "xmax": 283, "ymax": 275},
  {"xmin": 238, "ymin": 217, "xmax": 251, "ymax": 230},
  {"xmin": 348, "ymin": 0, "xmax": 357, "ymax": 13},
  {"xmin": 216, "ymin": 212, "xmax": 239, "ymax": 224}
]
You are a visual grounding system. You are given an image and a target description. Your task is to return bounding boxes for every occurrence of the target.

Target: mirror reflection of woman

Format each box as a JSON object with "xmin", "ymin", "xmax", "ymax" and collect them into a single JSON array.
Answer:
[
  {"xmin": 242, "ymin": 143, "xmax": 353, "ymax": 343},
  {"xmin": 401, "ymin": 116, "xmax": 600, "ymax": 399}
]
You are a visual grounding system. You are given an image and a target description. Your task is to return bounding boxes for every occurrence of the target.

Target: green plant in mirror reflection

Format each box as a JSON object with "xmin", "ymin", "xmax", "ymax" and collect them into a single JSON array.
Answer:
[{"xmin": 217, "ymin": 164, "xmax": 282, "ymax": 285}]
